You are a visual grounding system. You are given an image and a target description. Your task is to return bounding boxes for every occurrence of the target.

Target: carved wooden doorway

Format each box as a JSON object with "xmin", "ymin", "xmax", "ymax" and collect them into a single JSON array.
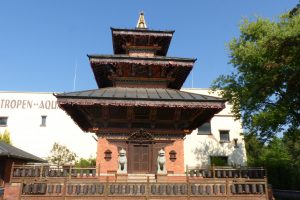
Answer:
[
  {"xmin": 129, "ymin": 144, "xmax": 150, "ymax": 173},
  {"xmin": 127, "ymin": 129, "xmax": 153, "ymax": 173}
]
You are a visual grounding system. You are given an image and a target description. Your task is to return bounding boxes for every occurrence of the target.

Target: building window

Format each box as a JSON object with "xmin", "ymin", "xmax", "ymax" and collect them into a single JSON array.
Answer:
[
  {"xmin": 219, "ymin": 130, "xmax": 230, "ymax": 142},
  {"xmin": 0, "ymin": 117, "xmax": 8, "ymax": 126},
  {"xmin": 197, "ymin": 121, "xmax": 211, "ymax": 135},
  {"xmin": 40, "ymin": 116, "xmax": 47, "ymax": 127},
  {"xmin": 233, "ymin": 138, "xmax": 239, "ymax": 148},
  {"xmin": 210, "ymin": 156, "xmax": 228, "ymax": 166}
]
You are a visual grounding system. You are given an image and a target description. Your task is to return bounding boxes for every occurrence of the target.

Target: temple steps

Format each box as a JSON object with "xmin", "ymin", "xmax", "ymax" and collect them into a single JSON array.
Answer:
[{"xmin": 127, "ymin": 174, "xmax": 156, "ymax": 182}]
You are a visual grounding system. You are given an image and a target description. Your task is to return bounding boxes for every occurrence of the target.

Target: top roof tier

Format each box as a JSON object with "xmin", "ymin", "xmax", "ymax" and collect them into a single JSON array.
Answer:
[
  {"xmin": 111, "ymin": 12, "xmax": 174, "ymax": 56},
  {"xmin": 89, "ymin": 13, "xmax": 196, "ymax": 89}
]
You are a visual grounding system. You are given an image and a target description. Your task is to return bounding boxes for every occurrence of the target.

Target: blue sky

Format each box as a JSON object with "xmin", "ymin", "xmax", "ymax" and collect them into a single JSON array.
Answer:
[{"xmin": 0, "ymin": 0, "xmax": 298, "ymax": 92}]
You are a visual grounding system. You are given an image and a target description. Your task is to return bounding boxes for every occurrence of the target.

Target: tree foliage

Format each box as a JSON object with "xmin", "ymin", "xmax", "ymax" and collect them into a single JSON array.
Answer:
[
  {"xmin": 212, "ymin": 8, "xmax": 300, "ymax": 140},
  {"xmin": 75, "ymin": 157, "xmax": 96, "ymax": 168},
  {"xmin": 283, "ymin": 128, "xmax": 300, "ymax": 167},
  {"xmin": 245, "ymin": 134, "xmax": 300, "ymax": 190},
  {"xmin": 0, "ymin": 129, "xmax": 12, "ymax": 145},
  {"xmin": 47, "ymin": 142, "xmax": 77, "ymax": 167}
]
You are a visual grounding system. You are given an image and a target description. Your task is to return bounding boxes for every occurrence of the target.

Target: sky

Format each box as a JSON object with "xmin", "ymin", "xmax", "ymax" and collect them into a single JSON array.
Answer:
[{"xmin": 0, "ymin": 0, "xmax": 298, "ymax": 92}]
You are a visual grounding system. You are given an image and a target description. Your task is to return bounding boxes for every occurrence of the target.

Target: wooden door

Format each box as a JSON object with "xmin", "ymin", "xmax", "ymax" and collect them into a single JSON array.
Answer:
[{"xmin": 130, "ymin": 144, "xmax": 150, "ymax": 173}]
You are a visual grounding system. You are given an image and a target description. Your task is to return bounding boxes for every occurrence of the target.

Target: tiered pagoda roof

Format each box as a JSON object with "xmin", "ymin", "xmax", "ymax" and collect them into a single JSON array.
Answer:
[{"xmin": 56, "ymin": 13, "xmax": 225, "ymax": 135}]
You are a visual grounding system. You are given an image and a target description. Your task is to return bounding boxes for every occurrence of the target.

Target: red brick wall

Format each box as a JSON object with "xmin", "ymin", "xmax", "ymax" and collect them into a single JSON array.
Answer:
[
  {"xmin": 3, "ymin": 183, "xmax": 21, "ymax": 200},
  {"xmin": 96, "ymin": 137, "xmax": 185, "ymax": 174},
  {"xmin": 96, "ymin": 137, "xmax": 118, "ymax": 173},
  {"xmin": 165, "ymin": 139, "xmax": 185, "ymax": 173}
]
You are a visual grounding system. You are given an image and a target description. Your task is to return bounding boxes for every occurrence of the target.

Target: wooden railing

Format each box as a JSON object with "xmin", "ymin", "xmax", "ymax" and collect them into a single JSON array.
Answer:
[
  {"xmin": 10, "ymin": 163, "xmax": 266, "ymax": 181},
  {"xmin": 186, "ymin": 165, "xmax": 266, "ymax": 179},
  {"xmin": 19, "ymin": 178, "xmax": 267, "ymax": 198},
  {"xmin": 10, "ymin": 163, "xmax": 99, "ymax": 181},
  {"xmin": 9, "ymin": 163, "xmax": 269, "ymax": 199}
]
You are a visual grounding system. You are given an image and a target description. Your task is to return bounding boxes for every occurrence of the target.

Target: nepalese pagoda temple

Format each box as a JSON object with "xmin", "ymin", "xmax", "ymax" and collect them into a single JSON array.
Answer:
[{"xmin": 56, "ymin": 13, "xmax": 226, "ymax": 174}]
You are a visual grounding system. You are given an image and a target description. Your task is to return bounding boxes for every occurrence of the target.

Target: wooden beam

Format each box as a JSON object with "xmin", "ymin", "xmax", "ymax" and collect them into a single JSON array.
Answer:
[
  {"xmin": 173, "ymin": 109, "xmax": 181, "ymax": 129},
  {"xmin": 150, "ymin": 108, "xmax": 157, "ymax": 128},
  {"xmin": 102, "ymin": 106, "xmax": 109, "ymax": 128},
  {"xmin": 189, "ymin": 109, "xmax": 205, "ymax": 123},
  {"xmin": 97, "ymin": 127, "xmax": 188, "ymax": 135},
  {"xmin": 127, "ymin": 107, "xmax": 134, "ymax": 128},
  {"xmin": 102, "ymin": 117, "xmax": 188, "ymax": 124}
]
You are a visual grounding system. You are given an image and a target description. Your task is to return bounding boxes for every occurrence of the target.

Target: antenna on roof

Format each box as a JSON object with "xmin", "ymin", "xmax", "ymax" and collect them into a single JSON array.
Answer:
[
  {"xmin": 73, "ymin": 60, "xmax": 77, "ymax": 91},
  {"xmin": 191, "ymin": 69, "xmax": 194, "ymax": 88},
  {"xmin": 136, "ymin": 11, "xmax": 147, "ymax": 29}
]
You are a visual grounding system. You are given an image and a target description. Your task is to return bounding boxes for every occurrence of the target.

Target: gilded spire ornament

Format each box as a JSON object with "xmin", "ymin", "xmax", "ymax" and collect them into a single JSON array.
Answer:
[{"xmin": 136, "ymin": 12, "xmax": 147, "ymax": 29}]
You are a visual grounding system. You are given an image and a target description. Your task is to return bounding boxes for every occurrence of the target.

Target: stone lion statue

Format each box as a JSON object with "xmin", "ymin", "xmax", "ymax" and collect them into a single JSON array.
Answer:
[
  {"xmin": 117, "ymin": 148, "xmax": 127, "ymax": 174},
  {"xmin": 157, "ymin": 149, "xmax": 167, "ymax": 174}
]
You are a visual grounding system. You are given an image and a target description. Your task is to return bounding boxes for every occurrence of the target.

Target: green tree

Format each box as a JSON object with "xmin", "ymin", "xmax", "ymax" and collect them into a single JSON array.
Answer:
[
  {"xmin": 282, "ymin": 128, "xmax": 300, "ymax": 167},
  {"xmin": 212, "ymin": 8, "xmax": 300, "ymax": 141},
  {"xmin": 244, "ymin": 133, "xmax": 265, "ymax": 166},
  {"xmin": 245, "ymin": 134, "xmax": 300, "ymax": 190},
  {"xmin": 47, "ymin": 142, "xmax": 77, "ymax": 167},
  {"xmin": 261, "ymin": 137, "xmax": 300, "ymax": 190},
  {"xmin": 0, "ymin": 129, "xmax": 12, "ymax": 145},
  {"xmin": 75, "ymin": 157, "xmax": 96, "ymax": 168}
]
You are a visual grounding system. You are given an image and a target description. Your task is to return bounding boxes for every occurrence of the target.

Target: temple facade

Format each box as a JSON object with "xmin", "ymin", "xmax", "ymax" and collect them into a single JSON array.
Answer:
[
  {"xmin": 4, "ymin": 14, "xmax": 269, "ymax": 200},
  {"xmin": 56, "ymin": 13, "xmax": 226, "ymax": 175}
]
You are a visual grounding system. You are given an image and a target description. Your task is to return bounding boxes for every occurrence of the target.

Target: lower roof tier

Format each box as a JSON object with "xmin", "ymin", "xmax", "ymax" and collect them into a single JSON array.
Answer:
[{"xmin": 55, "ymin": 88, "xmax": 225, "ymax": 134}]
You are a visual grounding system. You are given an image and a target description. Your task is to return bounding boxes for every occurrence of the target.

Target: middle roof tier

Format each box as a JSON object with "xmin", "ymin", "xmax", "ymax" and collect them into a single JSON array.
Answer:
[{"xmin": 88, "ymin": 54, "xmax": 196, "ymax": 89}]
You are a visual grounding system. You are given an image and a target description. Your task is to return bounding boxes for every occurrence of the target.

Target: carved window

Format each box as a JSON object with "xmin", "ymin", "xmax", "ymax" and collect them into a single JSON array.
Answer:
[
  {"xmin": 169, "ymin": 150, "xmax": 177, "ymax": 162},
  {"xmin": 104, "ymin": 150, "xmax": 112, "ymax": 161}
]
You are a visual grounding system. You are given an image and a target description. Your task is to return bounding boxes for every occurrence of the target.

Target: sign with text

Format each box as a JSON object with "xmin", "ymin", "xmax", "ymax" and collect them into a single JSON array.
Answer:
[{"xmin": 0, "ymin": 99, "xmax": 59, "ymax": 110}]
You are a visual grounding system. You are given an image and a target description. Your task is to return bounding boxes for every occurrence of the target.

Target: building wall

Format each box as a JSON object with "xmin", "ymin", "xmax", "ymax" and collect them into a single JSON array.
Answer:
[
  {"xmin": 97, "ymin": 137, "xmax": 118, "ymax": 173},
  {"xmin": 0, "ymin": 90, "xmax": 247, "ymax": 168},
  {"xmin": 165, "ymin": 139, "xmax": 184, "ymax": 173},
  {"xmin": 182, "ymin": 89, "xmax": 247, "ymax": 168}
]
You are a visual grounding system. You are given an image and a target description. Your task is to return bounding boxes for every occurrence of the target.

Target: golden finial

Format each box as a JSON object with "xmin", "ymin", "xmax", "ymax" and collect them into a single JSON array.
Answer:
[{"xmin": 136, "ymin": 12, "xmax": 147, "ymax": 29}]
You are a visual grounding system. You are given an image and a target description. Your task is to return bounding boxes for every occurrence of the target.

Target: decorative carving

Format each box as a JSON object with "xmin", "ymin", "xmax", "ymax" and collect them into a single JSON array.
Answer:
[
  {"xmin": 128, "ymin": 129, "xmax": 154, "ymax": 142},
  {"xmin": 117, "ymin": 148, "xmax": 127, "ymax": 174},
  {"xmin": 157, "ymin": 149, "xmax": 167, "ymax": 174},
  {"xmin": 132, "ymin": 65, "xmax": 149, "ymax": 77}
]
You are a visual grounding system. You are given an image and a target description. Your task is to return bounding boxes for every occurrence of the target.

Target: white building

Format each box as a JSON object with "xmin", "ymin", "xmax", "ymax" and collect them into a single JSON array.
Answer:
[
  {"xmin": 182, "ymin": 89, "xmax": 247, "ymax": 168},
  {"xmin": 0, "ymin": 89, "xmax": 246, "ymax": 167},
  {"xmin": 0, "ymin": 91, "xmax": 97, "ymax": 159}
]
